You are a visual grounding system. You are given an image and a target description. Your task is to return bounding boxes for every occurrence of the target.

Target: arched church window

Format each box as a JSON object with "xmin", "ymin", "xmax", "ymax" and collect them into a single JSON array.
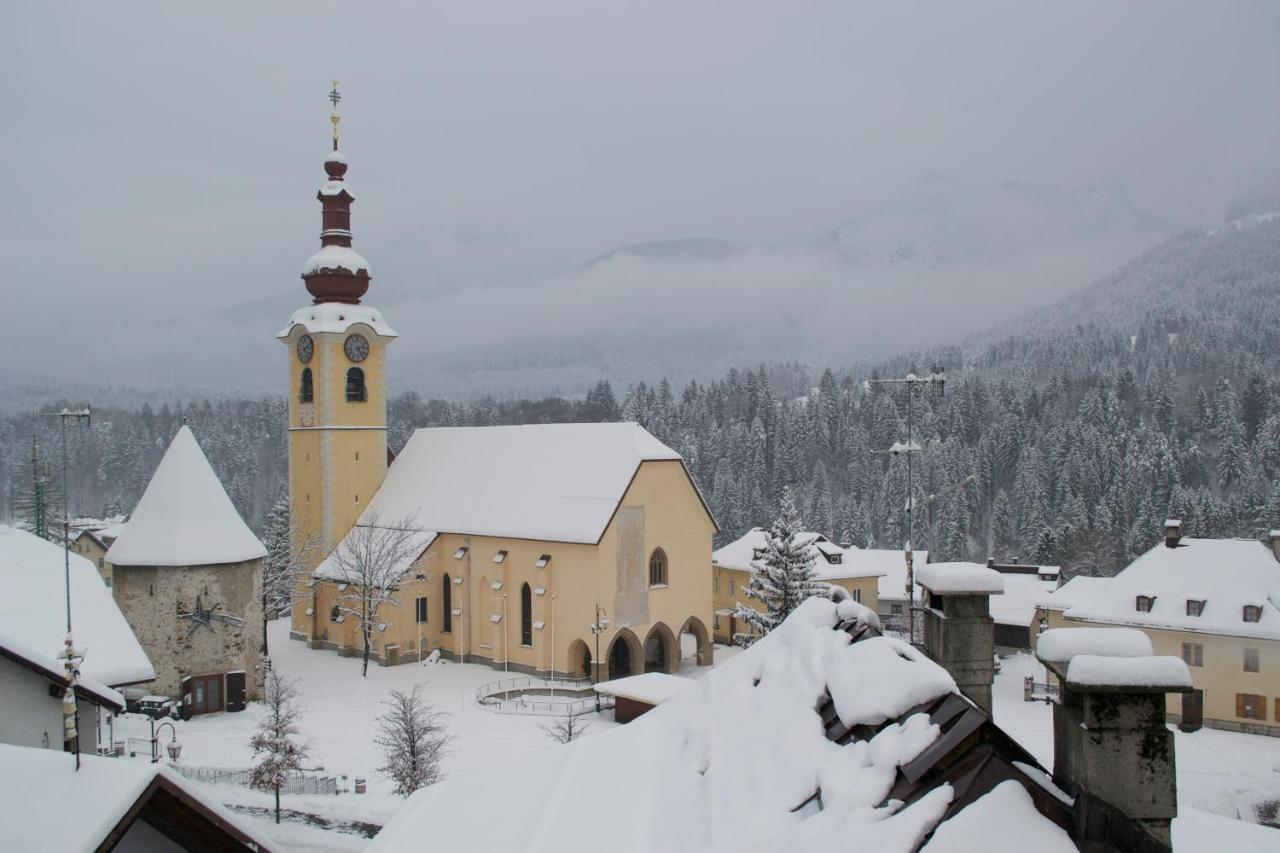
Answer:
[
  {"xmin": 346, "ymin": 367, "xmax": 366, "ymax": 402},
  {"xmin": 442, "ymin": 574, "xmax": 452, "ymax": 633},
  {"xmin": 521, "ymin": 583, "xmax": 533, "ymax": 647},
  {"xmin": 300, "ymin": 368, "xmax": 313, "ymax": 403},
  {"xmin": 649, "ymin": 548, "xmax": 668, "ymax": 586}
]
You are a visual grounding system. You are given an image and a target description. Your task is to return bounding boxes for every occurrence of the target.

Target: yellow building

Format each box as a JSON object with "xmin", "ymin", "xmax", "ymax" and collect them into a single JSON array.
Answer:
[
  {"xmin": 71, "ymin": 530, "xmax": 111, "ymax": 586},
  {"xmin": 711, "ymin": 529, "xmax": 883, "ymax": 644},
  {"xmin": 281, "ymin": 125, "xmax": 717, "ymax": 679},
  {"xmin": 1033, "ymin": 524, "xmax": 1280, "ymax": 737}
]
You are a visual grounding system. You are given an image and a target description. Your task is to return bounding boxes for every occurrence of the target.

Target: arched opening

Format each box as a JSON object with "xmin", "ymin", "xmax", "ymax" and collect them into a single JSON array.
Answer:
[
  {"xmin": 566, "ymin": 639, "xmax": 592, "ymax": 679},
  {"xmin": 346, "ymin": 367, "xmax": 366, "ymax": 402},
  {"xmin": 648, "ymin": 548, "xmax": 668, "ymax": 586},
  {"xmin": 679, "ymin": 616, "xmax": 714, "ymax": 668},
  {"xmin": 299, "ymin": 368, "xmax": 313, "ymax": 403},
  {"xmin": 643, "ymin": 622, "xmax": 679, "ymax": 674},
  {"xmin": 520, "ymin": 583, "xmax": 533, "ymax": 647},
  {"xmin": 606, "ymin": 629, "xmax": 642, "ymax": 680},
  {"xmin": 442, "ymin": 574, "xmax": 452, "ymax": 633}
]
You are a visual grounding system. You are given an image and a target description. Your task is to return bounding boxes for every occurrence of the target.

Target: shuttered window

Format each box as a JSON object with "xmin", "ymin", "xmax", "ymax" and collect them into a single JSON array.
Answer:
[
  {"xmin": 1181, "ymin": 642, "xmax": 1203, "ymax": 667},
  {"xmin": 1236, "ymin": 693, "xmax": 1265, "ymax": 720}
]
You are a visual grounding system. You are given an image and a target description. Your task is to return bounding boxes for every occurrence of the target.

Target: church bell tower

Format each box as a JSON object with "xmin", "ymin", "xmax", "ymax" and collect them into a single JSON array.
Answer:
[{"xmin": 278, "ymin": 84, "xmax": 396, "ymax": 639}]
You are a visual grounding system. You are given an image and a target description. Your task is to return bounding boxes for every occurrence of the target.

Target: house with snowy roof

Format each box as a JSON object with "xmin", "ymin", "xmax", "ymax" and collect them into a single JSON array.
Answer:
[
  {"xmin": 106, "ymin": 426, "xmax": 266, "ymax": 715},
  {"xmin": 366, "ymin": 585, "xmax": 1209, "ymax": 853},
  {"xmin": 980, "ymin": 558, "xmax": 1061, "ymax": 649},
  {"xmin": 0, "ymin": 742, "xmax": 271, "ymax": 852},
  {"xmin": 278, "ymin": 130, "xmax": 717, "ymax": 679},
  {"xmin": 69, "ymin": 514, "xmax": 128, "ymax": 588},
  {"xmin": 1047, "ymin": 521, "xmax": 1280, "ymax": 737},
  {"xmin": 712, "ymin": 528, "xmax": 900, "ymax": 643}
]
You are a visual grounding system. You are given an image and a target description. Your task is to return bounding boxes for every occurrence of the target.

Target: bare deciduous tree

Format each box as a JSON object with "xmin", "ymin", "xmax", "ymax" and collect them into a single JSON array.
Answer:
[
  {"xmin": 375, "ymin": 685, "xmax": 451, "ymax": 797},
  {"xmin": 322, "ymin": 513, "xmax": 432, "ymax": 676},
  {"xmin": 540, "ymin": 710, "xmax": 589, "ymax": 745},
  {"xmin": 250, "ymin": 670, "xmax": 310, "ymax": 824}
]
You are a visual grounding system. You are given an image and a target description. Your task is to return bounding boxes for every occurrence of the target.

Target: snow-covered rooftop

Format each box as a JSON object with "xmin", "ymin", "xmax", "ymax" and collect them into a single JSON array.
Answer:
[
  {"xmin": 0, "ymin": 526, "xmax": 153, "ymax": 686},
  {"xmin": 989, "ymin": 572, "xmax": 1059, "ymax": 628},
  {"xmin": 1062, "ymin": 538, "xmax": 1280, "ymax": 640},
  {"xmin": 0, "ymin": 627, "xmax": 124, "ymax": 710},
  {"xmin": 712, "ymin": 528, "xmax": 887, "ymax": 580},
  {"xmin": 1065, "ymin": 654, "xmax": 1192, "ymax": 692},
  {"xmin": 314, "ymin": 527, "xmax": 439, "ymax": 583},
  {"xmin": 593, "ymin": 672, "xmax": 694, "ymax": 704},
  {"xmin": 337, "ymin": 423, "xmax": 690, "ymax": 545},
  {"xmin": 105, "ymin": 426, "xmax": 267, "ymax": 568},
  {"xmin": 916, "ymin": 562, "xmax": 1004, "ymax": 595},
  {"xmin": 0, "ymin": 743, "xmax": 264, "ymax": 853},
  {"xmin": 277, "ymin": 301, "xmax": 398, "ymax": 338},
  {"xmin": 1036, "ymin": 627, "xmax": 1153, "ymax": 664},
  {"xmin": 875, "ymin": 549, "xmax": 932, "ymax": 603},
  {"xmin": 1036, "ymin": 575, "xmax": 1110, "ymax": 612},
  {"xmin": 367, "ymin": 597, "xmax": 1072, "ymax": 853}
]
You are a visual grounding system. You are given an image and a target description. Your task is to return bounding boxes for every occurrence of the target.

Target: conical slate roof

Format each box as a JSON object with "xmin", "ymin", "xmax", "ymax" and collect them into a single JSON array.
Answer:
[{"xmin": 105, "ymin": 426, "xmax": 266, "ymax": 567}]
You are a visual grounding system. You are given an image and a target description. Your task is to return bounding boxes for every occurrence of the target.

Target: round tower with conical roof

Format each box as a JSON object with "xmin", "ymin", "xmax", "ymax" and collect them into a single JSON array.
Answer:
[{"xmin": 277, "ymin": 86, "xmax": 397, "ymax": 646}]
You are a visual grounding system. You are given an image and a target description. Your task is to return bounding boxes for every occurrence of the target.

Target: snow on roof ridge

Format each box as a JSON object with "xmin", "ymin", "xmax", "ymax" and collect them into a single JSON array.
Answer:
[
  {"xmin": 277, "ymin": 301, "xmax": 397, "ymax": 338},
  {"xmin": 0, "ymin": 626, "xmax": 124, "ymax": 709},
  {"xmin": 105, "ymin": 426, "xmax": 266, "ymax": 567}
]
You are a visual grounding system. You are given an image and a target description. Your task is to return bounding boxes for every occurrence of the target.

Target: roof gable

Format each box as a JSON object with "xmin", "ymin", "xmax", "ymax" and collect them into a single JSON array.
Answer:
[
  {"xmin": 106, "ymin": 426, "xmax": 266, "ymax": 567},
  {"xmin": 353, "ymin": 422, "xmax": 684, "ymax": 544}
]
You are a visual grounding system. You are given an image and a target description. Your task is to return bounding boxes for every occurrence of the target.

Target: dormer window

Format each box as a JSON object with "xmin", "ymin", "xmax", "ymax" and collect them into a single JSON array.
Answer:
[
  {"xmin": 1136, "ymin": 595, "xmax": 1155, "ymax": 613},
  {"xmin": 1186, "ymin": 599, "xmax": 1205, "ymax": 617},
  {"xmin": 826, "ymin": 553, "xmax": 843, "ymax": 565},
  {"xmin": 1243, "ymin": 605, "xmax": 1262, "ymax": 623},
  {"xmin": 752, "ymin": 548, "xmax": 764, "ymax": 561}
]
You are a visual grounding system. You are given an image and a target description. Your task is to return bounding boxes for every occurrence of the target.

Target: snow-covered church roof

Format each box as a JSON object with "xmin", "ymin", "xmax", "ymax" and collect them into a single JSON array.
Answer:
[
  {"xmin": 368, "ymin": 597, "xmax": 1080, "ymax": 853},
  {"xmin": 0, "ymin": 526, "xmax": 154, "ymax": 686},
  {"xmin": 1063, "ymin": 537, "xmax": 1280, "ymax": 641},
  {"xmin": 105, "ymin": 426, "xmax": 266, "ymax": 568},
  {"xmin": 341, "ymin": 422, "xmax": 695, "ymax": 545}
]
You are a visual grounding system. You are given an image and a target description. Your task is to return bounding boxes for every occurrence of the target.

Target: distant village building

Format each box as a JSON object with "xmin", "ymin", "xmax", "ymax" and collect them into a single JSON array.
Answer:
[
  {"xmin": 107, "ymin": 427, "xmax": 266, "ymax": 715},
  {"xmin": 281, "ymin": 128, "xmax": 716, "ymax": 679},
  {"xmin": 869, "ymin": 546, "xmax": 930, "ymax": 625},
  {"xmin": 1034, "ymin": 522, "xmax": 1280, "ymax": 737},
  {"xmin": 0, "ymin": 743, "xmax": 271, "ymax": 851},
  {"xmin": 982, "ymin": 558, "xmax": 1060, "ymax": 649},
  {"xmin": 711, "ymin": 528, "xmax": 896, "ymax": 643},
  {"xmin": 69, "ymin": 515, "xmax": 128, "ymax": 587}
]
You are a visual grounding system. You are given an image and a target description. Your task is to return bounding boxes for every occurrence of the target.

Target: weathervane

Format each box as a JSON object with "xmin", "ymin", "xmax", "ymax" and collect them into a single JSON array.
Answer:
[
  {"xmin": 178, "ymin": 594, "xmax": 244, "ymax": 638},
  {"xmin": 329, "ymin": 80, "xmax": 341, "ymax": 150}
]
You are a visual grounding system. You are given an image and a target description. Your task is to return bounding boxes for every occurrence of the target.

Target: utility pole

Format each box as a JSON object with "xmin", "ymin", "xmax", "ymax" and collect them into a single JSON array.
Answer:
[
  {"xmin": 51, "ymin": 407, "xmax": 91, "ymax": 769},
  {"xmin": 868, "ymin": 372, "xmax": 944, "ymax": 645}
]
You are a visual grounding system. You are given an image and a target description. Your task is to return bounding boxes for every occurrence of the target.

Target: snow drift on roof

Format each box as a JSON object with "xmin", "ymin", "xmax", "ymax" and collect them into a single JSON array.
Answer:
[
  {"xmin": 1036, "ymin": 627, "xmax": 1152, "ymax": 664},
  {"xmin": 1037, "ymin": 576, "xmax": 1110, "ymax": 611},
  {"xmin": 921, "ymin": 780, "xmax": 1078, "ymax": 853},
  {"xmin": 341, "ymin": 423, "xmax": 687, "ymax": 545},
  {"xmin": 713, "ymin": 528, "xmax": 889, "ymax": 580},
  {"xmin": 278, "ymin": 301, "xmax": 398, "ymax": 338},
  {"xmin": 0, "ymin": 626, "xmax": 124, "ymax": 710},
  {"xmin": 0, "ymin": 526, "xmax": 153, "ymax": 686},
  {"xmin": 366, "ymin": 597, "xmax": 1067, "ymax": 853},
  {"xmin": 990, "ymin": 573, "xmax": 1059, "ymax": 628},
  {"xmin": 105, "ymin": 426, "xmax": 266, "ymax": 567},
  {"xmin": 1062, "ymin": 538, "xmax": 1280, "ymax": 640},
  {"xmin": 302, "ymin": 243, "xmax": 369, "ymax": 276},
  {"xmin": 875, "ymin": 548, "xmax": 932, "ymax": 602},
  {"xmin": 1065, "ymin": 654, "xmax": 1192, "ymax": 691},
  {"xmin": 593, "ymin": 672, "xmax": 694, "ymax": 704},
  {"xmin": 917, "ymin": 562, "xmax": 1004, "ymax": 594}
]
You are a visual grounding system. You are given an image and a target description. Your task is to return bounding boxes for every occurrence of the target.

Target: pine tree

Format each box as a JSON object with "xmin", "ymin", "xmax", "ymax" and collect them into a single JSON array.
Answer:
[
  {"xmin": 259, "ymin": 486, "xmax": 321, "ymax": 655},
  {"xmin": 375, "ymin": 685, "xmax": 451, "ymax": 797},
  {"xmin": 734, "ymin": 489, "xmax": 826, "ymax": 643},
  {"xmin": 250, "ymin": 670, "xmax": 310, "ymax": 824}
]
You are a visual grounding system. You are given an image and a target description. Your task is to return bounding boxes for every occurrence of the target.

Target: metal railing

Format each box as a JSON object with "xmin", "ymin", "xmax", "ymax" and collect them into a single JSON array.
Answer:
[
  {"xmin": 1023, "ymin": 676, "xmax": 1060, "ymax": 703},
  {"xmin": 474, "ymin": 676, "xmax": 610, "ymax": 717},
  {"xmin": 169, "ymin": 764, "xmax": 339, "ymax": 795}
]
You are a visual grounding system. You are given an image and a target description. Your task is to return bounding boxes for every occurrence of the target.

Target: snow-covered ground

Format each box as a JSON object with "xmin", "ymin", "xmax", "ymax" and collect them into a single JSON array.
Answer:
[
  {"xmin": 109, "ymin": 629, "xmax": 1276, "ymax": 850},
  {"xmin": 994, "ymin": 652, "xmax": 1280, "ymax": 828},
  {"xmin": 111, "ymin": 620, "xmax": 726, "ymax": 850}
]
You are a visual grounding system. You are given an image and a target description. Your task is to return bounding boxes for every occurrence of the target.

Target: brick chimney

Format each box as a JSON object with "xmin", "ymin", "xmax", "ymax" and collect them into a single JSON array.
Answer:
[
  {"xmin": 1037, "ymin": 627, "xmax": 1192, "ymax": 852},
  {"xmin": 1164, "ymin": 519, "xmax": 1182, "ymax": 549},
  {"xmin": 915, "ymin": 562, "xmax": 1003, "ymax": 715}
]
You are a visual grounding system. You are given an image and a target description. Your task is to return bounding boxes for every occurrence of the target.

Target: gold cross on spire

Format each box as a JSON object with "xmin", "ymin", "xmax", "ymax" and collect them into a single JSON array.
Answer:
[{"xmin": 329, "ymin": 80, "xmax": 341, "ymax": 149}]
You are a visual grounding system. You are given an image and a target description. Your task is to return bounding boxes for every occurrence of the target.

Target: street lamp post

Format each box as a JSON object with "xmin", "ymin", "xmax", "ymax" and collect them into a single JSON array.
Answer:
[
  {"xmin": 589, "ymin": 605, "xmax": 609, "ymax": 712},
  {"xmin": 151, "ymin": 720, "xmax": 182, "ymax": 764}
]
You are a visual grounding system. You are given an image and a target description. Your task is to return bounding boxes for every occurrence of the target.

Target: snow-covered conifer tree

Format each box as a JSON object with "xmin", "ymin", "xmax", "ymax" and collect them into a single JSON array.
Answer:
[
  {"xmin": 375, "ymin": 685, "xmax": 451, "ymax": 797},
  {"xmin": 250, "ymin": 670, "xmax": 309, "ymax": 824},
  {"xmin": 733, "ymin": 488, "xmax": 826, "ymax": 644},
  {"xmin": 259, "ymin": 486, "xmax": 321, "ymax": 655}
]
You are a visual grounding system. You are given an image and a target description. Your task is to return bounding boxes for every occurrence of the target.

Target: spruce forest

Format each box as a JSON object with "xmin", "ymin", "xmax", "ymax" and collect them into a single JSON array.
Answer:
[{"xmin": 3, "ymin": 219, "xmax": 1278, "ymax": 580}]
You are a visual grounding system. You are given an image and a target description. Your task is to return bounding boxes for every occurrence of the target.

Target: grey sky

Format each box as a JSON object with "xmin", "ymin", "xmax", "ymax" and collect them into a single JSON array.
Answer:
[{"xmin": 4, "ymin": 2, "xmax": 1279, "ymax": 395}]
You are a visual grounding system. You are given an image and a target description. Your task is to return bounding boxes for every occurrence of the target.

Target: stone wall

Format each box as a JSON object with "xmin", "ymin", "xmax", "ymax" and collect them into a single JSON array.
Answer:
[{"xmin": 113, "ymin": 558, "xmax": 263, "ymax": 702}]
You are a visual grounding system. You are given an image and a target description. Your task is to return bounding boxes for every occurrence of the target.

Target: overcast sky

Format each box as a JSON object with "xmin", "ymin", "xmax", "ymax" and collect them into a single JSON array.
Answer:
[{"xmin": 5, "ymin": 2, "xmax": 1280, "ymax": 393}]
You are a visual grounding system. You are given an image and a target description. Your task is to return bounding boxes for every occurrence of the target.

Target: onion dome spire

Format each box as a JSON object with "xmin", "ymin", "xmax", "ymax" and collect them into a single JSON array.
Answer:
[{"xmin": 302, "ymin": 81, "xmax": 371, "ymax": 305}]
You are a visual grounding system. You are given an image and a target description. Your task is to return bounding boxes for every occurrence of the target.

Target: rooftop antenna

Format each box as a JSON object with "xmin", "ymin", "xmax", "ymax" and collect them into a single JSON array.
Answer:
[{"xmin": 868, "ymin": 369, "xmax": 945, "ymax": 646}]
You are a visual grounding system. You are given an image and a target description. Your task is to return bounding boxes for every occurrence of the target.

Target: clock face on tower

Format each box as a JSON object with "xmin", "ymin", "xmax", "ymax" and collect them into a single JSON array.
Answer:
[
  {"xmin": 344, "ymin": 334, "xmax": 370, "ymax": 362},
  {"xmin": 296, "ymin": 334, "xmax": 314, "ymax": 363}
]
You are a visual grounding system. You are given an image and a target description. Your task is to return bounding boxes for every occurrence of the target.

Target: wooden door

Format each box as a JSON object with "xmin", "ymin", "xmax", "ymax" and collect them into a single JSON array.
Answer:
[
  {"xmin": 1180, "ymin": 689, "xmax": 1203, "ymax": 732},
  {"xmin": 189, "ymin": 674, "xmax": 225, "ymax": 715},
  {"xmin": 225, "ymin": 671, "xmax": 246, "ymax": 713}
]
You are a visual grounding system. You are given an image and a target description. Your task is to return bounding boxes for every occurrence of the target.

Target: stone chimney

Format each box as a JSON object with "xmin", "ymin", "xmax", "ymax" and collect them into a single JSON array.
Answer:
[
  {"xmin": 915, "ymin": 562, "xmax": 1003, "ymax": 715},
  {"xmin": 1037, "ymin": 627, "xmax": 1192, "ymax": 852},
  {"xmin": 1164, "ymin": 519, "xmax": 1182, "ymax": 549},
  {"xmin": 1270, "ymin": 529, "xmax": 1280, "ymax": 563}
]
